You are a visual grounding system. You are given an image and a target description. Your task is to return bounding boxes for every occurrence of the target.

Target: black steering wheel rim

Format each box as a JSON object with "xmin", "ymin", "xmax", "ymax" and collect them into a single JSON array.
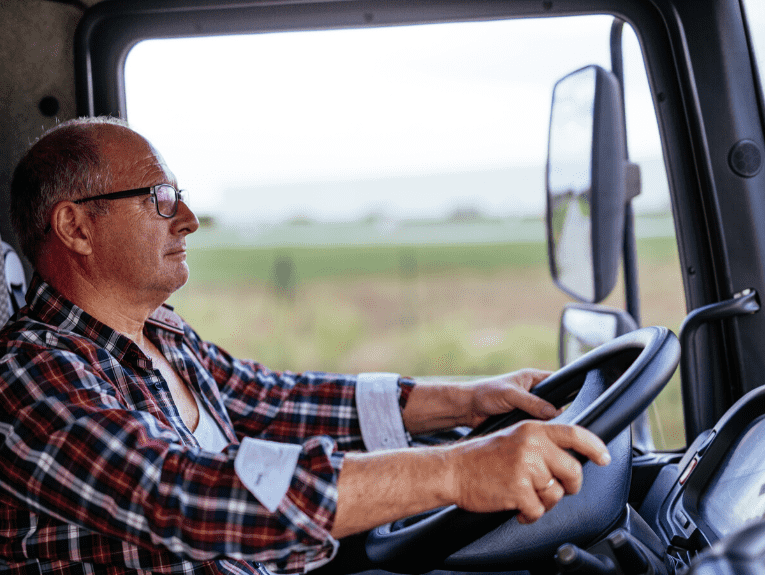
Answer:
[{"xmin": 365, "ymin": 326, "xmax": 680, "ymax": 573}]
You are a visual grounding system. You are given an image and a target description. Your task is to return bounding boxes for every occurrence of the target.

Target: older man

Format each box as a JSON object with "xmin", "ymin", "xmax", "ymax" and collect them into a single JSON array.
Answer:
[{"xmin": 0, "ymin": 117, "xmax": 609, "ymax": 574}]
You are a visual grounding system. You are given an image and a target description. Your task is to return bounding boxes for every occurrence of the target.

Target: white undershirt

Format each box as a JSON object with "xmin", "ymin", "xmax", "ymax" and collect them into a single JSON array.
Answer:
[{"xmin": 191, "ymin": 392, "xmax": 229, "ymax": 452}]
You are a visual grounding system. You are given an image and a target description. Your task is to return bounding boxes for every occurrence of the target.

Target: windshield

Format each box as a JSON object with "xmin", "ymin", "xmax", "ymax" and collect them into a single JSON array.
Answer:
[
  {"xmin": 126, "ymin": 17, "xmax": 666, "ymax": 226},
  {"xmin": 125, "ymin": 14, "xmax": 684, "ymax": 448}
]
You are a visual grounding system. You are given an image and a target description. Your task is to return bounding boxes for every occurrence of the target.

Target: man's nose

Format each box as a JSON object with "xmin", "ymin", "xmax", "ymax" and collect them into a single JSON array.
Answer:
[{"xmin": 174, "ymin": 198, "xmax": 199, "ymax": 234}]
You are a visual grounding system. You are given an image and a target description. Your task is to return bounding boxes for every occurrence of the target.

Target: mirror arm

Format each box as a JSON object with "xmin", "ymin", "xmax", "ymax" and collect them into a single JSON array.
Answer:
[
  {"xmin": 623, "ymin": 164, "xmax": 641, "ymax": 327},
  {"xmin": 610, "ymin": 18, "xmax": 642, "ymax": 327},
  {"xmin": 623, "ymin": 203, "xmax": 641, "ymax": 327},
  {"xmin": 610, "ymin": 19, "xmax": 628, "ymax": 154},
  {"xmin": 626, "ymin": 163, "xmax": 642, "ymax": 200}
]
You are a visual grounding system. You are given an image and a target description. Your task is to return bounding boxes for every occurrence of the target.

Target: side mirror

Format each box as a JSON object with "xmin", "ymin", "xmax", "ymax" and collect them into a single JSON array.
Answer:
[
  {"xmin": 559, "ymin": 302, "xmax": 637, "ymax": 368},
  {"xmin": 546, "ymin": 65, "xmax": 628, "ymax": 303}
]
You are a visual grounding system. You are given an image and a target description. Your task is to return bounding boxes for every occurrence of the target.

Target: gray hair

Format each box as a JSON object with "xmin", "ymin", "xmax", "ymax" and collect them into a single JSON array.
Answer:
[{"xmin": 10, "ymin": 116, "xmax": 130, "ymax": 265}]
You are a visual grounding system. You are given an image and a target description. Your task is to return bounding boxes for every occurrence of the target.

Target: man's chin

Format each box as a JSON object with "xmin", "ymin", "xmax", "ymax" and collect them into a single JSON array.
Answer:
[
  {"xmin": 171, "ymin": 266, "xmax": 190, "ymax": 292},
  {"xmin": 156, "ymin": 265, "xmax": 190, "ymax": 298}
]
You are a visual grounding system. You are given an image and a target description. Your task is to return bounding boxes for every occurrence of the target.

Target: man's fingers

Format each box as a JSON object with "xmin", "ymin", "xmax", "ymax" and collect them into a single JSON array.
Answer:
[
  {"xmin": 509, "ymin": 388, "xmax": 560, "ymax": 420},
  {"xmin": 545, "ymin": 423, "xmax": 611, "ymax": 467},
  {"xmin": 511, "ymin": 368, "xmax": 553, "ymax": 391},
  {"xmin": 545, "ymin": 448, "xmax": 585, "ymax": 495},
  {"xmin": 515, "ymin": 487, "xmax": 547, "ymax": 524},
  {"xmin": 500, "ymin": 369, "xmax": 558, "ymax": 419},
  {"xmin": 519, "ymin": 475, "xmax": 565, "ymax": 523},
  {"xmin": 537, "ymin": 478, "xmax": 565, "ymax": 511}
]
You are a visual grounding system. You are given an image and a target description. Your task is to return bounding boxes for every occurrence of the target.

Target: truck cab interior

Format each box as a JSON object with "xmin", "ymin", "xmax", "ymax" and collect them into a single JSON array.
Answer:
[{"xmin": 4, "ymin": 0, "xmax": 765, "ymax": 573}]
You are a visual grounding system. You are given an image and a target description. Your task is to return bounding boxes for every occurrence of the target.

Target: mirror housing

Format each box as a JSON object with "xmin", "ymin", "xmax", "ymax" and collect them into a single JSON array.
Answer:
[{"xmin": 546, "ymin": 65, "xmax": 628, "ymax": 303}]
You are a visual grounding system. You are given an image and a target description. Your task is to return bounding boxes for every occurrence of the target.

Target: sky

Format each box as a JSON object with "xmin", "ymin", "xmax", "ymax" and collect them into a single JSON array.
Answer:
[{"xmin": 124, "ymin": 14, "xmax": 673, "ymax": 225}]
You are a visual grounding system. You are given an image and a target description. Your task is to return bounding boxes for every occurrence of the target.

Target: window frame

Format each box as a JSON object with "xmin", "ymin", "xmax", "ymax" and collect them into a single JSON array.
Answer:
[{"xmin": 77, "ymin": 0, "xmax": 752, "ymax": 435}]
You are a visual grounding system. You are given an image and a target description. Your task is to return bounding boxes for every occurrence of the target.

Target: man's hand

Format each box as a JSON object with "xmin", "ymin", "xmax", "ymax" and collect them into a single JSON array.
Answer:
[
  {"xmin": 464, "ymin": 368, "xmax": 558, "ymax": 428},
  {"xmin": 332, "ymin": 420, "xmax": 611, "ymax": 538},
  {"xmin": 402, "ymin": 368, "xmax": 557, "ymax": 435},
  {"xmin": 445, "ymin": 420, "xmax": 610, "ymax": 524}
]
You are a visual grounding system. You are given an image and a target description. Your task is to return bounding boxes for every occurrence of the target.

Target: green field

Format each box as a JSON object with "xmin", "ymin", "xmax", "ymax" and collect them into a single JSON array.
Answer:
[{"xmin": 169, "ymin": 234, "xmax": 687, "ymax": 449}]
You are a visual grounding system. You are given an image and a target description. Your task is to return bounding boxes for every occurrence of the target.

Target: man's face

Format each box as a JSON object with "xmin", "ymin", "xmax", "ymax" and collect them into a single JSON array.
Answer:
[{"xmin": 87, "ymin": 126, "xmax": 199, "ymax": 305}]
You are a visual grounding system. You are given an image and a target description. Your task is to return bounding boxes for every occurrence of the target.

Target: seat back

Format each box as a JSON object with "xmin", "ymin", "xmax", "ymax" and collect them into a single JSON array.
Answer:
[{"xmin": 0, "ymin": 242, "xmax": 26, "ymax": 326}]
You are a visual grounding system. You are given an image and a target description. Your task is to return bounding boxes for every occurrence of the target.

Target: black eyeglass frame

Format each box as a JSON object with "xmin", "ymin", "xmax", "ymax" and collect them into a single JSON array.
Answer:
[{"xmin": 73, "ymin": 184, "xmax": 187, "ymax": 218}]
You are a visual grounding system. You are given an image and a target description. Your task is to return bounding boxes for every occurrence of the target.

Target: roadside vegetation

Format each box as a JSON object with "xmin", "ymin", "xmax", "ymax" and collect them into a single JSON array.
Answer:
[{"xmin": 170, "ymin": 232, "xmax": 686, "ymax": 449}]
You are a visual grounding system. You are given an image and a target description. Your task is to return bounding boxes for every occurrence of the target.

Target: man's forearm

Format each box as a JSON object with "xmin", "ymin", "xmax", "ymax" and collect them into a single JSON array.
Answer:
[{"xmin": 331, "ymin": 446, "xmax": 455, "ymax": 538}]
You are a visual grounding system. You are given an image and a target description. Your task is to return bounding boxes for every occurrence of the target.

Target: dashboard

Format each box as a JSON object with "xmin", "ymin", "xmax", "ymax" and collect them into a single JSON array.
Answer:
[
  {"xmin": 700, "ymin": 416, "xmax": 765, "ymax": 538},
  {"xmin": 642, "ymin": 386, "xmax": 765, "ymax": 566}
]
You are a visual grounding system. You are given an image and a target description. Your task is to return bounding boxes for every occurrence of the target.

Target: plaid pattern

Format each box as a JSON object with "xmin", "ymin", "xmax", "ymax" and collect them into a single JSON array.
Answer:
[{"xmin": 0, "ymin": 275, "xmax": 414, "ymax": 574}]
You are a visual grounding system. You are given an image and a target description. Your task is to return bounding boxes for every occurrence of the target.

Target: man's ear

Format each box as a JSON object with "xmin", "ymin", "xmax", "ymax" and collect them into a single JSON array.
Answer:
[{"xmin": 49, "ymin": 201, "xmax": 94, "ymax": 256}]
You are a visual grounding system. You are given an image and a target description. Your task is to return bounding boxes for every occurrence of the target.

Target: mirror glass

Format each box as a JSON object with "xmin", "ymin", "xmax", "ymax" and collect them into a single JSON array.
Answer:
[
  {"xmin": 560, "ymin": 305, "xmax": 618, "ymax": 365},
  {"xmin": 547, "ymin": 67, "xmax": 596, "ymax": 301}
]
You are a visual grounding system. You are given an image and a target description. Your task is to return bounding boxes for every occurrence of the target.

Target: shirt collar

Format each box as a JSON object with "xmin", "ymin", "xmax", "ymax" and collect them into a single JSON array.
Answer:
[{"xmin": 24, "ymin": 273, "xmax": 183, "ymax": 361}]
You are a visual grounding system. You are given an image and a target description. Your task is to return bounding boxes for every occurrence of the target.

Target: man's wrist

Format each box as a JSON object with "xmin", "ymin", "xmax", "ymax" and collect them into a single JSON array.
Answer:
[
  {"xmin": 403, "ymin": 379, "xmax": 473, "ymax": 434},
  {"xmin": 450, "ymin": 382, "xmax": 474, "ymax": 427},
  {"xmin": 435, "ymin": 442, "xmax": 460, "ymax": 506}
]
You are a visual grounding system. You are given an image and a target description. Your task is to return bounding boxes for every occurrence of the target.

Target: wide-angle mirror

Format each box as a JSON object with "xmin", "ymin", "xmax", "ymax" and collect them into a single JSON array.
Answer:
[
  {"xmin": 546, "ymin": 64, "xmax": 627, "ymax": 303},
  {"xmin": 559, "ymin": 302, "xmax": 637, "ymax": 367},
  {"xmin": 559, "ymin": 302, "xmax": 656, "ymax": 451}
]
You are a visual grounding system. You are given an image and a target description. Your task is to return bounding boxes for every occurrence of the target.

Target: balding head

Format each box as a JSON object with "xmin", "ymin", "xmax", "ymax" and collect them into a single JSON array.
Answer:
[{"xmin": 10, "ymin": 117, "xmax": 142, "ymax": 267}]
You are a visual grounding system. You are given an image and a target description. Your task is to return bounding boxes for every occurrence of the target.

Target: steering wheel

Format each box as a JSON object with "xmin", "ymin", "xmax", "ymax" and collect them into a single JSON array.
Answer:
[{"xmin": 365, "ymin": 326, "xmax": 680, "ymax": 573}]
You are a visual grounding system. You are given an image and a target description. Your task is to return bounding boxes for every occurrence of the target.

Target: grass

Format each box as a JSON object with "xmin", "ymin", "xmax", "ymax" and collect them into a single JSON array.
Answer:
[
  {"xmin": 179, "ymin": 241, "xmax": 551, "ymax": 285},
  {"xmin": 169, "ymin": 235, "xmax": 688, "ymax": 449}
]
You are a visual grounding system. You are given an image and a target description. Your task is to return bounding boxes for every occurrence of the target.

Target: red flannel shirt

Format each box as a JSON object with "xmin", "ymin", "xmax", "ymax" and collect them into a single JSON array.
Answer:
[{"xmin": 0, "ymin": 275, "xmax": 414, "ymax": 574}]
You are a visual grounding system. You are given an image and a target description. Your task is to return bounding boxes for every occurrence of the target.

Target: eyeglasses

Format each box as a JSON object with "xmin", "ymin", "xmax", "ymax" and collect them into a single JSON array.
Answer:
[{"xmin": 73, "ymin": 184, "xmax": 188, "ymax": 218}]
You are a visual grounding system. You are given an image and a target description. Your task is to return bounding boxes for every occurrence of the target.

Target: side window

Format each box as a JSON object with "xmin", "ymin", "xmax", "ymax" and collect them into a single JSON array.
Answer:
[{"xmin": 125, "ymin": 15, "xmax": 684, "ymax": 448}]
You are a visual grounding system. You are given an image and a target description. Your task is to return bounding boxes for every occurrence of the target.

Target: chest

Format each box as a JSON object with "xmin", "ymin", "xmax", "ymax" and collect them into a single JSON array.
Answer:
[{"xmin": 142, "ymin": 342, "xmax": 200, "ymax": 432}]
